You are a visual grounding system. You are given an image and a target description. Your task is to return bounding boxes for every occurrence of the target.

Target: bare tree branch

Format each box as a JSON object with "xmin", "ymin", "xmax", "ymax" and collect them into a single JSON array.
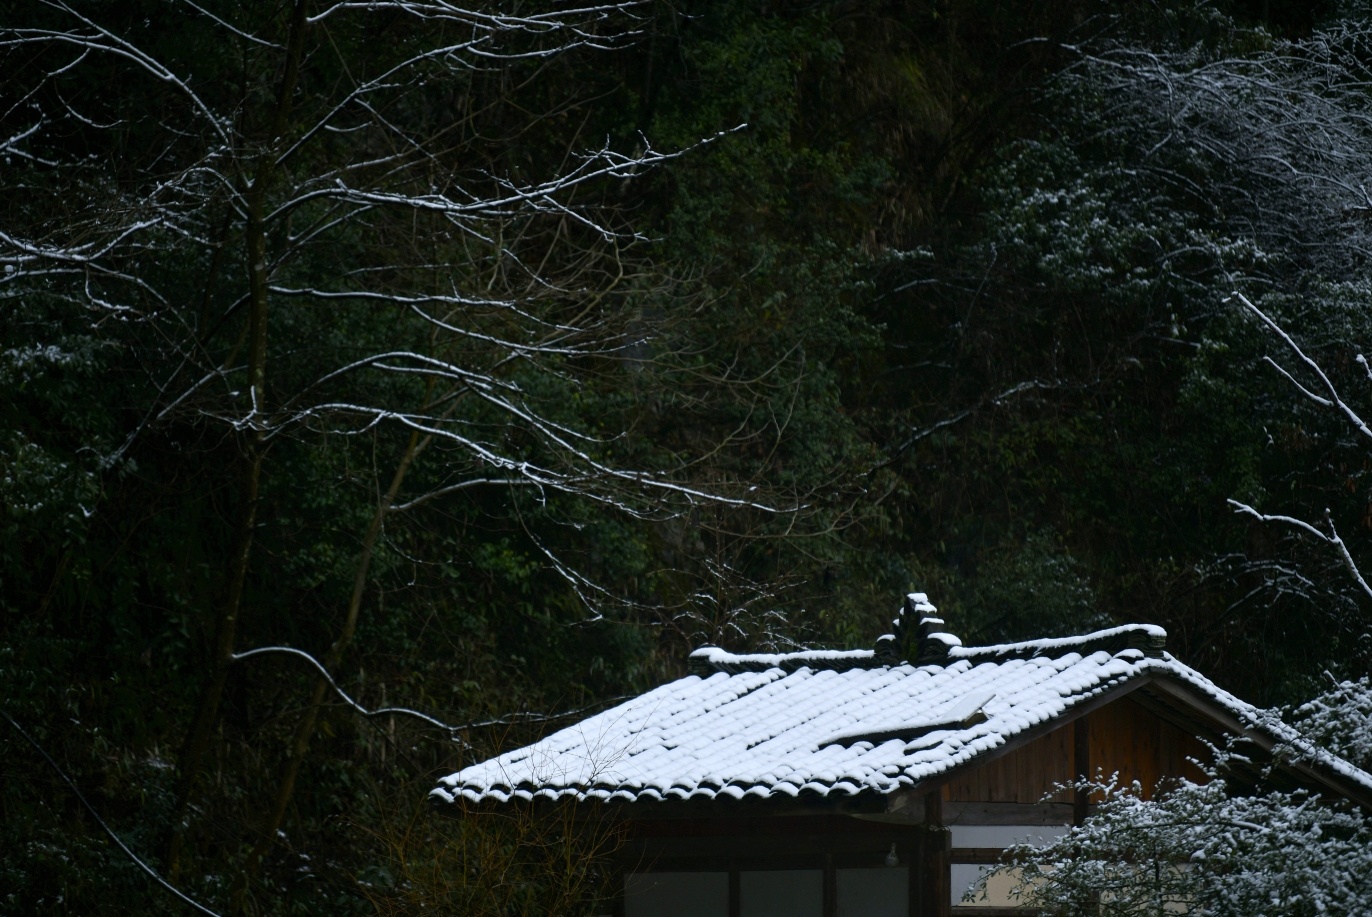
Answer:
[
  {"xmin": 0, "ymin": 710, "xmax": 224, "ymax": 917},
  {"xmin": 1232, "ymin": 292, "xmax": 1372, "ymax": 444},
  {"xmin": 1227, "ymin": 501, "xmax": 1372, "ymax": 605},
  {"xmin": 230, "ymin": 646, "xmax": 629, "ymax": 739}
]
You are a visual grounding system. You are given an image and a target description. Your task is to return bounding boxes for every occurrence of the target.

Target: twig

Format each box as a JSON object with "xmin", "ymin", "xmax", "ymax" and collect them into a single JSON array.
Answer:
[{"xmin": 878, "ymin": 379, "xmax": 1052, "ymax": 469}]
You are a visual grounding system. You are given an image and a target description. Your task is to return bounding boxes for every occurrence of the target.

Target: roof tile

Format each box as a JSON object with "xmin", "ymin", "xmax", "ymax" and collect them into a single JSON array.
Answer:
[{"xmin": 433, "ymin": 621, "xmax": 1372, "ymax": 807}]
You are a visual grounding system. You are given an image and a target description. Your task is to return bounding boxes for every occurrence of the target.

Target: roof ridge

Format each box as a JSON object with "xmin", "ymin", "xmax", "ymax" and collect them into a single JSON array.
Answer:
[
  {"xmin": 687, "ymin": 645, "xmax": 875, "ymax": 676},
  {"xmin": 952, "ymin": 623, "xmax": 1168, "ymax": 662},
  {"xmin": 687, "ymin": 622, "xmax": 1168, "ymax": 675}
]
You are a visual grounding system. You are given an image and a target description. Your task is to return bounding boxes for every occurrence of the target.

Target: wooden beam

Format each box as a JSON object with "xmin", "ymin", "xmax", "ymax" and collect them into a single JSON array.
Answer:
[
  {"xmin": 1073, "ymin": 714, "xmax": 1090, "ymax": 826},
  {"xmin": 909, "ymin": 831, "xmax": 924, "ymax": 917},
  {"xmin": 1143, "ymin": 676, "xmax": 1372, "ymax": 812},
  {"xmin": 926, "ymin": 790, "xmax": 942, "ymax": 830},
  {"xmin": 622, "ymin": 833, "xmax": 912, "ymax": 864},
  {"xmin": 924, "ymin": 826, "xmax": 951, "ymax": 917},
  {"xmin": 942, "ymin": 801, "xmax": 1075, "ymax": 826},
  {"xmin": 950, "ymin": 846, "xmax": 1013, "ymax": 865}
]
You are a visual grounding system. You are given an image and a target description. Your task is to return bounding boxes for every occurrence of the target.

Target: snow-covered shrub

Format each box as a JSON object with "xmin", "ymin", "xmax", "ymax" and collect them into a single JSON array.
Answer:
[
  {"xmin": 983, "ymin": 680, "xmax": 1372, "ymax": 917},
  {"xmin": 1289, "ymin": 676, "xmax": 1372, "ymax": 772}
]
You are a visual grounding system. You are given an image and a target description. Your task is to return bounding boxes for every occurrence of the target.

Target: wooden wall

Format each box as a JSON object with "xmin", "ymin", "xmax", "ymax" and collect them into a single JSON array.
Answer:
[
  {"xmin": 1089, "ymin": 694, "xmax": 1209, "ymax": 795},
  {"xmin": 942, "ymin": 695, "xmax": 1209, "ymax": 806}
]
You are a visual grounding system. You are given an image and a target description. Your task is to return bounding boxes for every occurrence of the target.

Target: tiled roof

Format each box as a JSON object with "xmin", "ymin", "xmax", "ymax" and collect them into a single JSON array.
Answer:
[{"xmin": 431, "ymin": 595, "xmax": 1372, "ymax": 807}]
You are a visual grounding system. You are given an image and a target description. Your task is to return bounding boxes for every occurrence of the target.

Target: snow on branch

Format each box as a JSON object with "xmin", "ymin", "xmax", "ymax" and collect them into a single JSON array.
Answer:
[
  {"xmin": 1223, "ymin": 291, "xmax": 1372, "ymax": 608},
  {"xmin": 1231, "ymin": 291, "xmax": 1372, "ymax": 444},
  {"xmin": 10, "ymin": 3, "xmax": 232, "ymax": 143},
  {"xmin": 1227, "ymin": 500, "xmax": 1372, "ymax": 604},
  {"xmin": 230, "ymin": 645, "xmax": 629, "ymax": 741},
  {"xmin": 232, "ymin": 646, "xmax": 463, "ymax": 739},
  {"xmin": 984, "ymin": 731, "xmax": 1372, "ymax": 916},
  {"xmin": 880, "ymin": 379, "xmax": 1056, "ymax": 468}
]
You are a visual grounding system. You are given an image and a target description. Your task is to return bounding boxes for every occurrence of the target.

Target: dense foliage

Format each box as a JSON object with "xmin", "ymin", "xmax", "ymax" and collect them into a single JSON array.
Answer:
[
  {"xmin": 2, "ymin": 0, "xmax": 1370, "ymax": 913},
  {"xmin": 981, "ymin": 678, "xmax": 1372, "ymax": 916}
]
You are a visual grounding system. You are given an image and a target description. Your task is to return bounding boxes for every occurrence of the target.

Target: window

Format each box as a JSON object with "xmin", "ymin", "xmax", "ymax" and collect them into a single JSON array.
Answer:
[
  {"xmin": 740, "ymin": 870, "xmax": 823, "ymax": 917},
  {"xmin": 837, "ymin": 867, "xmax": 908, "ymax": 916},
  {"xmin": 625, "ymin": 866, "xmax": 910, "ymax": 916},
  {"xmin": 951, "ymin": 824, "xmax": 1068, "ymax": 909},
  {"xmin": 624, "ymin": 872, "xmax": 728, "ymax": 917}
]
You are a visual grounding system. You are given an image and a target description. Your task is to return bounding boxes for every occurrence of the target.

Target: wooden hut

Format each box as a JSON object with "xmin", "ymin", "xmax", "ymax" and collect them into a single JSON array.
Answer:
[{"xmin": 432, "ymin": 594, "xmax": 1372, "ymax": 916}]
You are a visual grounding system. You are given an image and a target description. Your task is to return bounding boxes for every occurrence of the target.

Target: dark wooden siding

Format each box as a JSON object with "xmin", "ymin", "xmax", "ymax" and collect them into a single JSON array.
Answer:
[
  {"xmin": 942, "ymin": 724, "xmax": 1073, "ymax": 805},
  {"xmin": 1089, "ymin": 694, "xmax": 1209, "ymax": 795},
  {"xmin": 943, "ymin": 696, "xmax": 1209, "ymax": 805}
]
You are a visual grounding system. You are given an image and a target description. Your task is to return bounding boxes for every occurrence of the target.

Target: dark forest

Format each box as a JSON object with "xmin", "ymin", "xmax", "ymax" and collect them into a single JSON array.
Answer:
[{"xmin": 4, "ymin": 0, "xmax": 1371, "ymax": 912}]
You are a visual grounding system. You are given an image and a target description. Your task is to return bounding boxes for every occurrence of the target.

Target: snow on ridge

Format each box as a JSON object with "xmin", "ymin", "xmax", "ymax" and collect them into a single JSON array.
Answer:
[
  {"xmin": 688, "ymin": 644, "xmax": 875, "ymax": 674},
  {"xmin": 950, "ymin": 623, "xmax": 1168, "ymax": 660},
  {"xmin": 688, "ymin": 623, "xmax": 1168, "ymax": 676},
  {"xmin": 691, "ymin": 645, "xmax": 877, "ymax": 664}
]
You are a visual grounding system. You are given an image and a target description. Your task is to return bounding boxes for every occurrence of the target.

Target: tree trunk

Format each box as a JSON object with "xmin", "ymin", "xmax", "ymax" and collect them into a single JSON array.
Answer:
[
  {"xmin": 232, "ymin": 428, "xmax": 424, "ymax": 909},
  {"xmin": 166, "ymin": 2, "xmax": 311, "ymax": 877},
  {"xmin": 164, "ymin": 248, "xmax": 268, "ymax": 873}
]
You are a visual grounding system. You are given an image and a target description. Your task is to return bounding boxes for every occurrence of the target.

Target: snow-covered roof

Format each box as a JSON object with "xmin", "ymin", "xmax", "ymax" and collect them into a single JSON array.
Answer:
[{"xmin": 432, "ymin": 595, "xmax": 1372, "ymax": 808}]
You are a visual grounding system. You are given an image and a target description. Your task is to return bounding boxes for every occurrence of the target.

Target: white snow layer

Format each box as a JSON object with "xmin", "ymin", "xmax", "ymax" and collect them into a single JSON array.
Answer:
[{"xmin": 431, "ymin": 626, "xmax": 1372, "ymax": 806}]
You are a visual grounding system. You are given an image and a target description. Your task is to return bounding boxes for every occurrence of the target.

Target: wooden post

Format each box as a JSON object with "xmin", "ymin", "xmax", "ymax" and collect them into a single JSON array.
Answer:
[
  {"xmin": 611, "ymin": 871, "xmax": 626, "ymax": 917},
  {"xmin": 823, "ymin": 852, "xmax": 837, "ymax": 917},
  {"xmin": 1074, "ymin": 714, "xmax": 1091, "ymax": 826},
  {"xmin": 1073, "ymin": 715, "xmax": 1102, "ymax": 913},
  {"xmin": 912, "ymin": 791, "xmax": 950, "ymax": 917}
]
